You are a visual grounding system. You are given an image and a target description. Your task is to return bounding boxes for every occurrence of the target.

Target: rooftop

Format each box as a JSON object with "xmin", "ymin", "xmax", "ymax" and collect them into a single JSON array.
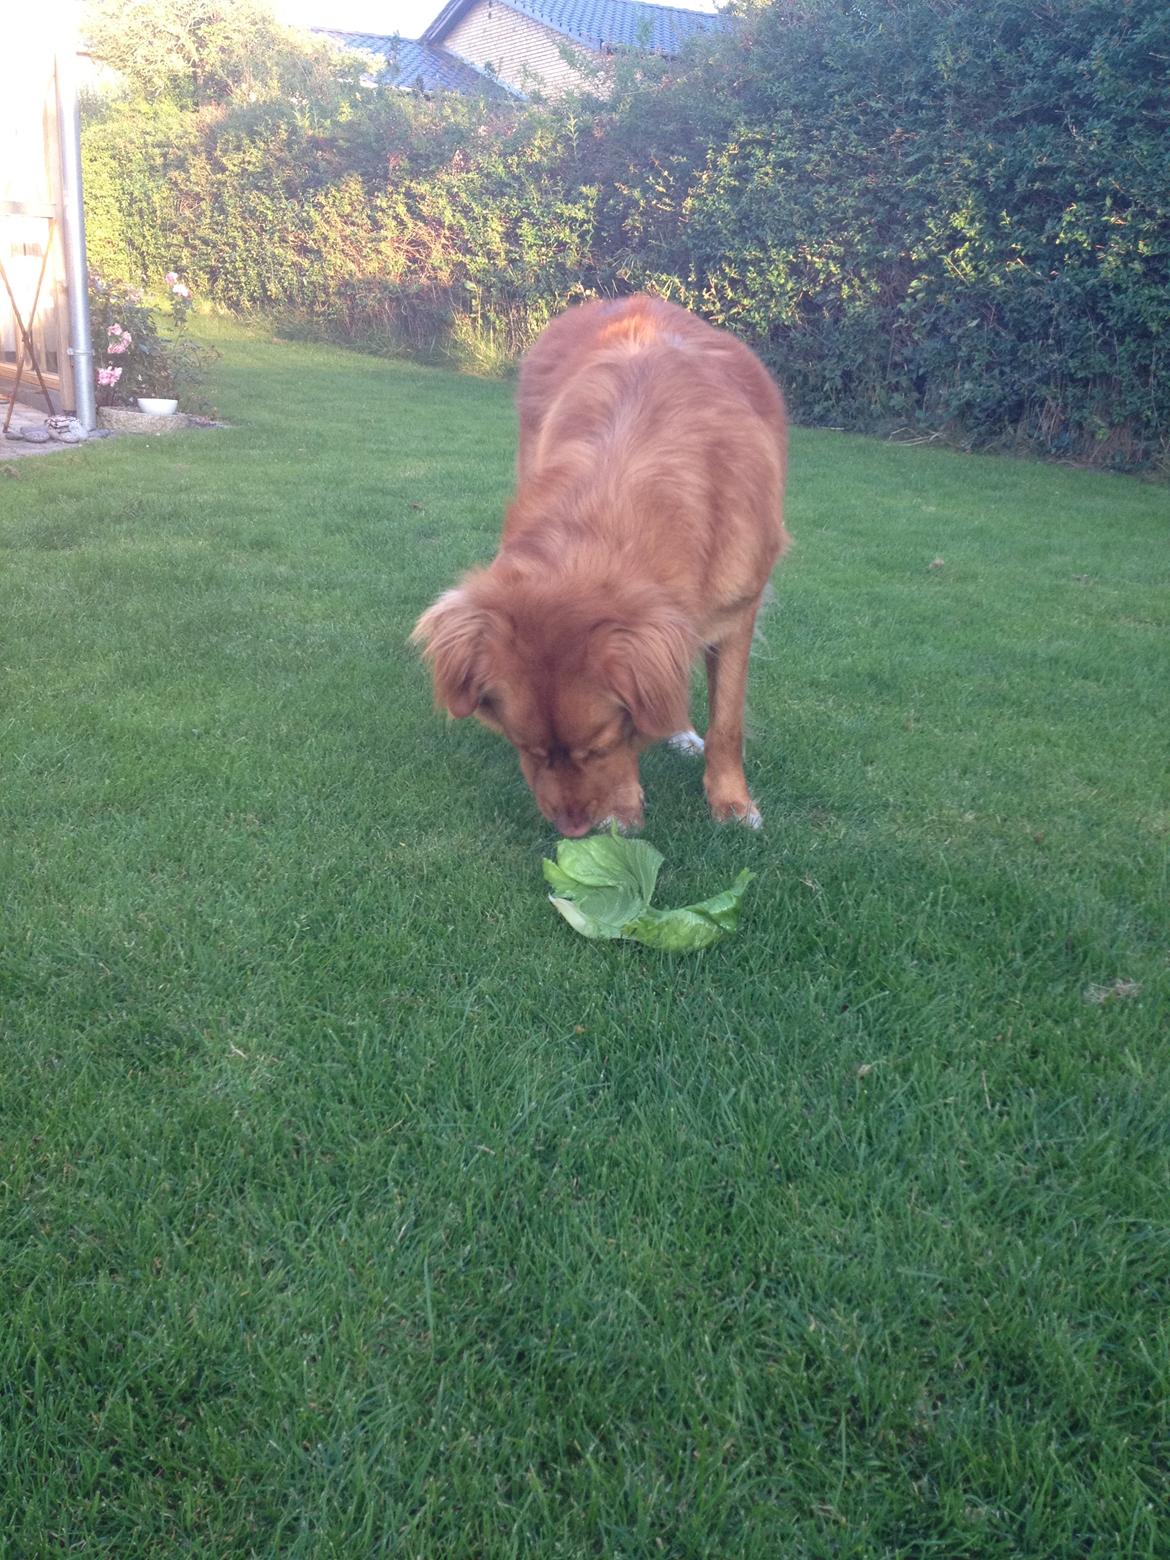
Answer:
[
  {"xmin": 424, "ymin": 0, "xmax": 725, "ymax": 54},
  {"xmin": 316, "ymin": 30, "xmax": 511, "ymax": 95}
]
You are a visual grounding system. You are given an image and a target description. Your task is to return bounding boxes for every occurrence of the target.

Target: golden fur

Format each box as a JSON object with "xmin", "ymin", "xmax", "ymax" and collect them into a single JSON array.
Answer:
[{"xmin": 413, "ymin": 295, "xmax": 789, "ymax": 835}]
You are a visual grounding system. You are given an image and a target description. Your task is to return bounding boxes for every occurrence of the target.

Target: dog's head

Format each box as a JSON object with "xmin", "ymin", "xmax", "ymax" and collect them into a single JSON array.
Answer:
[{"xmin": 412, "ymin": 569, "xmax": 694, "ymax": 836}]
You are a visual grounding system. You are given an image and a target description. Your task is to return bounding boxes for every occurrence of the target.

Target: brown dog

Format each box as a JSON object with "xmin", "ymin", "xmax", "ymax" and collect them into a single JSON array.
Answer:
[{"xmin": 412, "ymin": 295, "xmax": 789, "ymax": 836}]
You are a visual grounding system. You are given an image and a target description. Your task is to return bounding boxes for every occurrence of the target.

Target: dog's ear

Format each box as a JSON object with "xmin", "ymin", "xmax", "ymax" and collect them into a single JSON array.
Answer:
[
  {"xmin": 411, "ymin": 586, "xmax": 496, "ymax": 718},
  {"xmin": 595, "ymin": 608, "xmax": 695, "ymax": 739}
]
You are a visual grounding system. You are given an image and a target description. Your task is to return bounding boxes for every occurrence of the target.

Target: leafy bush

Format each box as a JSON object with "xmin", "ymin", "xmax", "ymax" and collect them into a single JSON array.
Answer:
[
  {"xmin": 677, "ymin": 0, "xmax": 1170, "ymax": 465},
  {"xmin": 82, "ymin": 0, "xmax": 361, "ymax": 109},
  {"xmin": 81, "ymin": 0, "xmax": 1170, "ymax": 467},
  {"xmin": 89, "ymin": 269, "xmax": 218, "ymax": 411}
]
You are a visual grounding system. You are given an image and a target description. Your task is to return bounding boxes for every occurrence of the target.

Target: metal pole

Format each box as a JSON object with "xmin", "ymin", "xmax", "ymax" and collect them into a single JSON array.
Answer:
[{"xmin": 55, "ymin": 22, "xmax": 95, "ymax": 430}]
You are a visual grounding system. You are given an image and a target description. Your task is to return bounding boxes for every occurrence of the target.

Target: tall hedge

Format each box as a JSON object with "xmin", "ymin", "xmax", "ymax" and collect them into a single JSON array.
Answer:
[
  {"xmin": 82, "ymin": 0, "xmax": 1170, "ymax": 467},
  {"xmin": 676, "ymin": 0, "xmax": 1170, "ymax": 465}
]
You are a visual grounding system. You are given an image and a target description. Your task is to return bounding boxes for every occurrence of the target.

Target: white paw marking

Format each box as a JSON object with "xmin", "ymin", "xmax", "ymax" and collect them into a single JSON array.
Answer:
[
  {"xmin": 668, "ymin": 729, "xmax": 705, "ymax": 756},
  {"xmin": 710, "ymin": 798, "xmax": 763, "ymax": 828}
]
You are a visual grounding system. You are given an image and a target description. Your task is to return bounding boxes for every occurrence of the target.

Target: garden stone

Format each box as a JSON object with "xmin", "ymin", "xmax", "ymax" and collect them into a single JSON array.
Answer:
[
  {"xmin": 46, "ymin": 416, "xmax": 88, "ymax": 443},
  {"xmin": 21, "ymin": 426, "xmax": 51, "ymax": 444}
]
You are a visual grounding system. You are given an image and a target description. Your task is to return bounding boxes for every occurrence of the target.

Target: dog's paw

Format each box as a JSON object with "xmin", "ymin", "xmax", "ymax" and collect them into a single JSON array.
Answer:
[
  {"xmin": 709, "ymin": 796, "xmax": 763, "ymax": 830},
  {"xmin": 667, "ymin": 729, "xmax": 705, "ymax": 757}
]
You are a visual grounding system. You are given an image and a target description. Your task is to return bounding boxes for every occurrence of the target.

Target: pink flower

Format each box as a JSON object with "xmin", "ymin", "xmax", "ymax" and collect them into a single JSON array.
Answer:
[
  {"xmin": 107, "ymin": 338, "xmax": 128, "ymax": 354},
  {"xmin": 165, "ymin": 271, "xmax": 179, "ymax": 284},
  {"xmin": 109, "ymin": 323, "xmax": 123, "ymax": 335},
  {"xmin": 97, "ymin": 365, "xmax": 123, "ymax": 387}
]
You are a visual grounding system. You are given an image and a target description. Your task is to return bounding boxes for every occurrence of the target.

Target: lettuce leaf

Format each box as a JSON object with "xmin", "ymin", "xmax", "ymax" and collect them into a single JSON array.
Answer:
[
  {"xmin": 626, "ymin": 871, "xmax": 755, "ymax": 950},
  {"xmin": 543, "ymin": 833, "xmax": 664, "ymax": 899},
  {"xmin": 546, "ymin": 895, "xmax": 625, "ymax": 940},
  {"xmin": 543, "ymin": 831, "xmax": 754, "ymax": 952}
]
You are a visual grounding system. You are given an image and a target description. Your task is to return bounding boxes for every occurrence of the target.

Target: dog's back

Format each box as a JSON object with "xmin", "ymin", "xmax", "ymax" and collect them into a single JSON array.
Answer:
[
  {"xmin": 508, "ymin": 296, "xmax": 789, "ymax": 633},
  {"xmin": 518, "ymin": 297, "xmax": 786, "ymax": 474}
]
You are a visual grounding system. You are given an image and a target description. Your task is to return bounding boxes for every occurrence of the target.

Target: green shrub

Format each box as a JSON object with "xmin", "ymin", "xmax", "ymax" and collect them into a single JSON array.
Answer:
[
  {"xmin": 675, "ymin": 0, "xmax": 1170, "ymax": 464},
  {"xmin": 81, "ymin": 0, "xmax": 1170, "ymax": 467},
  {"xmin": 89, "ymin": 268, "xmax": 218, "ymax": 412}
]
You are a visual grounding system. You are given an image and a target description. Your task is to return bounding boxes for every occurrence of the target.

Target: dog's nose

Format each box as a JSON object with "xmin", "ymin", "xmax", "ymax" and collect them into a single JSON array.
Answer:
[{"xmin": 556, "ymin": 810, "xmax": 593, "ymax": 838}]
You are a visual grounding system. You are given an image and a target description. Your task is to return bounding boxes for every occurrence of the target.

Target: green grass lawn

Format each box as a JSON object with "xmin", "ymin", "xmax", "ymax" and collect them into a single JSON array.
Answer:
[{"xmin": 2, "ymin": 320, "xmax": 1168, "ymax": 1557}]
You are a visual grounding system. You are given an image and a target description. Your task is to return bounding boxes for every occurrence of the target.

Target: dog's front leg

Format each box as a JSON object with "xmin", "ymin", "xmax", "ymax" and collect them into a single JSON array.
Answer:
[{"xmin": 703, "ymin": 605, "xmax": 763, "ymax": 828}]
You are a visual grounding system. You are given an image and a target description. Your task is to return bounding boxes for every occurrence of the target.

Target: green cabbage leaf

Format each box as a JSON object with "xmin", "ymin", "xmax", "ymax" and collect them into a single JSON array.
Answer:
[{"xmin": 543, "ymin": 832, "xmax": 754, "ymax": 951}]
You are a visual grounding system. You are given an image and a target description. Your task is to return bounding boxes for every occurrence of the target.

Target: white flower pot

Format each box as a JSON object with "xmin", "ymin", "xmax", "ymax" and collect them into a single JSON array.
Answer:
[{"xmin": 137, "ymin": 397, "xmax": 178, "ymax": 415}]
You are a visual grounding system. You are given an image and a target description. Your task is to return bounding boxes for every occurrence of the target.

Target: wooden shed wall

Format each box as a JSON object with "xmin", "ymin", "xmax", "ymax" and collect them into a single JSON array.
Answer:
[{"xmin": 1, "ymin": 31, "xmax": 74, "ymax": 413}]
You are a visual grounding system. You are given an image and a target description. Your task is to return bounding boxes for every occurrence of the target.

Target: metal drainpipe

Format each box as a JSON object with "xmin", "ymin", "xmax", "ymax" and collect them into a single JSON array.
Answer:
[{"xmin": 54, "ymin": 31, "xmax": 95, "ymax": 430}]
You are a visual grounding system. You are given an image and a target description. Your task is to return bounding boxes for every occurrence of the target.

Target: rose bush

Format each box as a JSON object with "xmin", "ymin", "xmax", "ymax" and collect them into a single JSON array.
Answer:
[{"xmin": 89, "ymin": 268, "xmax": 217, "ymax": 411}]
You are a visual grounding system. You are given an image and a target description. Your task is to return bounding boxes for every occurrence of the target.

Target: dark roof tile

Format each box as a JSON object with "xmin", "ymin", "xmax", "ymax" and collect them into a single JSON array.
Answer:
[
  {"xmin": 316, "ymin": 30, "xmax": 514, "ymax": 95},
  {"xmin": 425, "ymin": 0, "xmax": 724, "ymax": 55},
  {"xmin": 508, "ymin": 0, "xmax": 723, "ymax": 53}
]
